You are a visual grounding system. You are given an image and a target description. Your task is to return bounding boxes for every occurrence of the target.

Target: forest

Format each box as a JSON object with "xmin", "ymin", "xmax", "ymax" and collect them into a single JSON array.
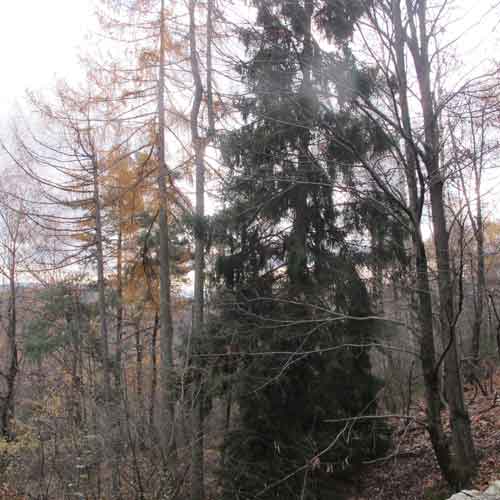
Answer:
[{"xmin": 0, "ymin": 0, "xmax": 500, "ymax": 499}]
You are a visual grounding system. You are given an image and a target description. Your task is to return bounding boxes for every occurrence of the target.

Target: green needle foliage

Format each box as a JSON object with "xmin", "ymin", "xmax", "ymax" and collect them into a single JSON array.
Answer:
[
  {"xmin": 208, "ymin": 0, "xmax": 399, "ymax": 498},
  {"xmin": 24, "ymin": 283, "xmax": 91, "ymax": 363}
]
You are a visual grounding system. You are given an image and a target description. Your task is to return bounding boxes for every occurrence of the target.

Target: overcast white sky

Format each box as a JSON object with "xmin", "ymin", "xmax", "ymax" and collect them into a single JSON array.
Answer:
[{"xmin": 0, "ymin": 1, "xmax": 95, "ymax": 111}]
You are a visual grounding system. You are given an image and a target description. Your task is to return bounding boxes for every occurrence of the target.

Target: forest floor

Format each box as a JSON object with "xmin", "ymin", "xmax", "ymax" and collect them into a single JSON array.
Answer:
[{"xmin": 347, "ymin": 367, "xmax": 500, "ymax": 500}]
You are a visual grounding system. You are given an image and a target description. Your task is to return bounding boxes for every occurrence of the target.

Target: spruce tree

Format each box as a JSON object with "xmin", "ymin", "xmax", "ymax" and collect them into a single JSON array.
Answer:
[{"xmin": 210, "ymin": 1, "xmax": 397, "ymax": 498}]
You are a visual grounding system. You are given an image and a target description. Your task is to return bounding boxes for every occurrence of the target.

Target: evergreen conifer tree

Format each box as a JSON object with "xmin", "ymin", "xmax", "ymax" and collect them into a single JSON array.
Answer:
[{"xmin": 209, "ymin": 1, "xmax": 398, "ymax": 498}]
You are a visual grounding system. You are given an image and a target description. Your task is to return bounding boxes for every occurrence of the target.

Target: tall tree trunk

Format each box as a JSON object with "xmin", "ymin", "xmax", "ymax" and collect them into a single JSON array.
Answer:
[
  {"xmin": 113, "ymin": 222, "xmax": 125, "ymax": 456},
  {"xmin": 150, "ymin": 311, "xmax": 159, "ymax": 434},
  {"xmin": 451, "ymin": 102, "xmax": 487, "ymax": 364},
  {"xmin": 76, "ymin": 294, "xmax": 88, "ymax": 428},
  {"xmin": 87, "ymin": 337, "xmax": 102, "ymax": 498},
  {"xmin": 115, "ymin": 223, "xmax": 124, "ymax": 395},
  {"xmin": 68, "ymin": 298, "xmax": 82, "ymax": 429},
  {"xmin": 135, "ymin": 319, "xmax": 145, "ymax": 447},
  {"xmin": 471, "ymin": 190, "xmax": 485, "ymax": 362},
  {"xmin": 189, "ymin": 0, "xmax": 207, "ymax": 497},
  {"xmin": 1, "ymin": 265, "xmax": 18, "ymax": 440},
  {"xmin": 157, "ymin": 0, "xmax": 177, "ymax": 464},
  {"xmin": 412, "ymin": 0, "xmax": 476, "ymax": 484},
  {"xmin": 415, "ymin": 235, "xmax": 454, "ymax": 477},
  {"xmin": 91, "ymin": 152, "xmax": 121, "ymax": 499},
  {"xmin": 391, "ymin": 0, "xmax": 454, "ymax": 484},
  {"xmin": 488, "ymin": 294, "xmax": 500, "ymax": 359}
]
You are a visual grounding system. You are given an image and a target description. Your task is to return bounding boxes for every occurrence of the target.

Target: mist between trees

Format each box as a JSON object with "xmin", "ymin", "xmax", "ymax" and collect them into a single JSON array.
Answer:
[{"xmin": 0, "ymin": 1, "xmax": 499, "ymax": 499}]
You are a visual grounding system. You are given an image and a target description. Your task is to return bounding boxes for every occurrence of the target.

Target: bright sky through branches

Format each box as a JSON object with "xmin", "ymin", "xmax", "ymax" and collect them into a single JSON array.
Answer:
[{"xmin": 0, "ymin": 0, "xmax": 499, "ymax": 206}]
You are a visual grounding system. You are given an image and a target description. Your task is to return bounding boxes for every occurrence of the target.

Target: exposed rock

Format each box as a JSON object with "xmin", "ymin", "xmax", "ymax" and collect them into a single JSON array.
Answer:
[
  {"xmin": 448, "ymin": 481, "xmax": 500, "ymax": 499},
  {"xmin": 485, "ymin": 481, "xmax": 500, "ymax": 496},
  {"xmin": 449, "ymin": 491, "xmax": 480, "ymax": 500}
]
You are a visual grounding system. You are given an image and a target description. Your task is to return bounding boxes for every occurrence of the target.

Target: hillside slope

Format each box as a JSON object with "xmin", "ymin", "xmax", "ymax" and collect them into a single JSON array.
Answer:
[{"xmin": 348, "ymin": 367, "xmax": 500, "ymax": 500}]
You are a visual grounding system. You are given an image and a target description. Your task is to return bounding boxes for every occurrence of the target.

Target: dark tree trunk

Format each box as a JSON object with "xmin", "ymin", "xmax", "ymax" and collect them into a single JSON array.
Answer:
[
  {"xmin": 150, "ymin": 311, "xmax": 159, "ymax": 434},
  {"xmin": 391, "ymin": 0, "xmax": 459, "ymax": 485},
  {"xmin": 157, "ymin": 0, "xmax": 177, "ymax": 465},
  {"xmin": 189, "ymin": 0, "xmax": 206, "ymax": 497},
  {"xmin": 412, "ymin": 0, "xmax": 476, "ymax": 484},
  {"xmin": 1, "ymin": 271, "xmax": 18, "ymax": 440},
  {"xmin": 135, "ymin": 320, "xmax": 145, "ymax": 447}
]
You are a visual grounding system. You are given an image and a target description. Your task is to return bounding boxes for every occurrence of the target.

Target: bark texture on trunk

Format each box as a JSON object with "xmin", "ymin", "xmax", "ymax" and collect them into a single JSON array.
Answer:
[
  {"xmin": 115, "ymin": 225, "xmax": 124, "ymax": 394},
  {"xmin": 157, "ymin": 0, "xmax": 177, "ymax": 464},
  {"xmin": 469, "ymin": 115, "xmax": 486, "ymax": 363},
  {"xmin": 135, "ymin": 319, "xmax": 145, "ymax": 446},
  {"xmin": 149, "ymin": 311, "xmax": 159, "ymax": 434},
  {"xmin": 1, "ymin": 268, "xmax": 18, "ymax": 440},
  {"xmin": 412, "ymin": 0, "xmax": 476, "ymax": 484},
  {"xmin": 471, "ymin": 214, "xmax": 485, "ymax": 361},
  {"xmin": 189, "ymin": 0, "xmax": 206, "ymax": 497},
  {"xmin": 391, "ymin": 0, "xmax": 459, "ymax": 486}
]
